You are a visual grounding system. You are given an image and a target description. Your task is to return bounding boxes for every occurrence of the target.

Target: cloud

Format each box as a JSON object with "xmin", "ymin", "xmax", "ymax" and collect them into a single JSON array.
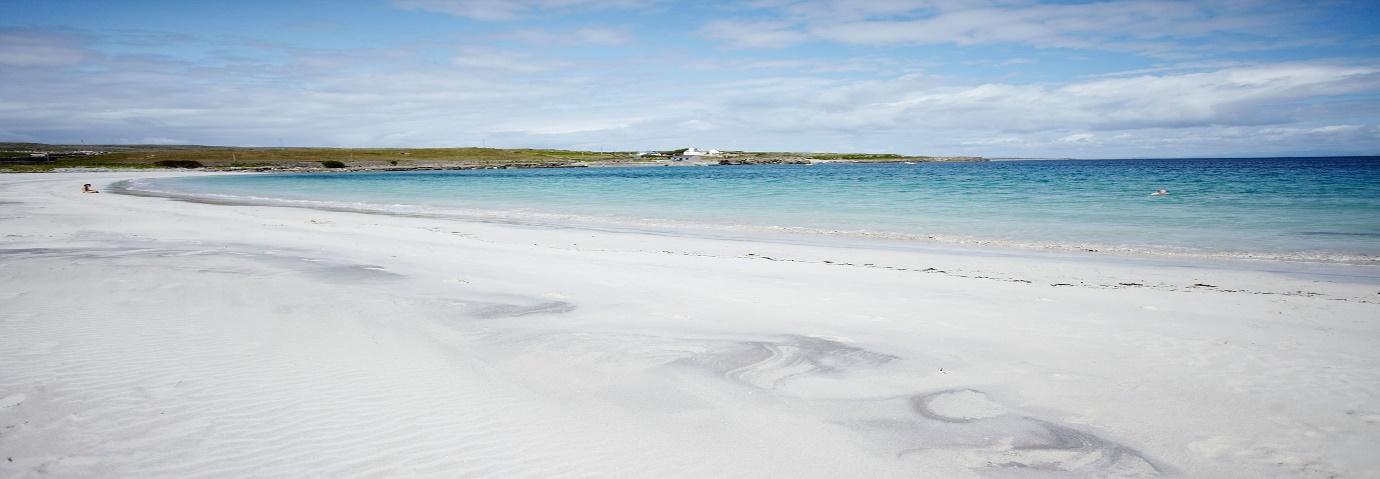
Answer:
[
  {"xmin": 699, "ymin": 20, "xmax": 809, "ymax": 49},
  {"xmin": 0, "ymin": 28, "xmax": 88, "ymax": 66},
  {"xmin": 7, "ymin": 55, "xmax": 1377, "ymax": 153},
  {"xmin": 0, "ymin": 31, "xmax": 640, "ymax": 147},
  {"xmin": 391, "ymin": 0, "xmax": 655, "ymax": 21},
  {"xmin": 451, "ymin": 47, "xmax": 566, "ymax": 72},
  {"xmin": 1014, "ymin": 124, "xmax": 1380, "ymax": 157},
  {"xmin": 137, "ymin": 137, "xmax": 190, "ymax": 145},
  {"xmin": 505, "ymin": 26, "xmax": 634, "ymax": 46},
  {"xmin": 1, "ymin": 23, "xmax": 1375, "ymax": 157},
  {"xmin": 699, "ymin": 63, "xmax": 1380, "ymax": 134},
  {"xmin": 1058, "ymin": 133, "xmax": 1097, "ymax": 144},
  {"xmin": 527, "ymin": 61, "xmax": 1378, "ymax": 154},
  {"xmin": 702, "ymin": 0, "xmax": 1325, "ymax": 56},
  {"xmin": 571, "ymin": 27, "xmax": 634, "ymax": 45}
]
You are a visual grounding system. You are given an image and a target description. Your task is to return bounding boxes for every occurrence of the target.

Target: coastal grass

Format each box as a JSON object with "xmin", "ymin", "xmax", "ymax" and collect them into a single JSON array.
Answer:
[
  {"xmin": 807, "ymin": 153, "xmax": 907, "ymax": 160},
  {"xmin": 153, "ymin": 160, "xmax": 205, "ymax": 169},
  {"xmin": 0, "ymin": 144, "xmax": 646, "ymax": 171},
  {"xmin": 0, "ymin": 143, "xmax": 983, "ymax": 171}
]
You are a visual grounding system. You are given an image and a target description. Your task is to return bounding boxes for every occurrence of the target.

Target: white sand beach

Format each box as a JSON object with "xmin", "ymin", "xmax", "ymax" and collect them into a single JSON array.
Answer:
[{"xmin": 2, "ymin": 172, "xmax": 1378, "ymax": 478}]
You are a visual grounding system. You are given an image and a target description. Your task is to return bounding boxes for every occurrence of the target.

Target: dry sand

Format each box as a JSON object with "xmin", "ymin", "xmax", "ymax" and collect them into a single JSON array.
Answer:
[{"xmin": 2, "ymin": 172, "xmax": 1378, "ymax": 478}]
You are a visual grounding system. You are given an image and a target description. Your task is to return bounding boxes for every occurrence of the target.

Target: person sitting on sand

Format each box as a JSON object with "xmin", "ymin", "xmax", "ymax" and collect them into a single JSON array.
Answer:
[
  {"xmin": 1150, "ymin": 188, "xmax": 1167, "ymax": 196},
  {"xmin": 82, "ymin": 183, "xmax": 98, "ymax": 194}
]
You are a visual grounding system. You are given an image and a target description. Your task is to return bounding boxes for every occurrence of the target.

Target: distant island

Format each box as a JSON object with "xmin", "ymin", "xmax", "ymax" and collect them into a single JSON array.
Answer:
[{"xmin": 0, "ymin": 143, "xmax": 986, "ymax": 172}]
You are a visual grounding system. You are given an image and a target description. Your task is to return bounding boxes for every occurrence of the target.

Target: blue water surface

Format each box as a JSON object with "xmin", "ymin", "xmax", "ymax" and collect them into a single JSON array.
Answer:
[{"xmin": 140, "ymin": 157, "xmax": 1380, "ymax": 262}]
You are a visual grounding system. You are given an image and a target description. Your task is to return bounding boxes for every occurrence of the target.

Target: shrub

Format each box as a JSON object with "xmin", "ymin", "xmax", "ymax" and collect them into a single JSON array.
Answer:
[
  {"xmin": 389, "ymin": 160, "xmax": 398, "ymax": 165},
  {"xmin": 153, "ymin": 160, "xmax": 203, "ymax": 168},
  {"xmin": 321, "ymin": 160, "xmax": 346, "ymax": 168}
]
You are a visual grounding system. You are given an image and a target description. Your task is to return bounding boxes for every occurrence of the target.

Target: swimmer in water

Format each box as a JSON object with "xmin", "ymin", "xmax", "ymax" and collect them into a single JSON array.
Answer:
[{"xmin": 1150, "ymin": 188, "xmax": 1168, "ymax": 196}]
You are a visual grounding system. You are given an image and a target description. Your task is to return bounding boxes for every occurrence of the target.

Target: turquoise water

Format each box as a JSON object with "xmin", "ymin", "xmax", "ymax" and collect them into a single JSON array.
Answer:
[{"xmin": 132, "ymin": 157, "xmax": 1380, "ymax": 263}]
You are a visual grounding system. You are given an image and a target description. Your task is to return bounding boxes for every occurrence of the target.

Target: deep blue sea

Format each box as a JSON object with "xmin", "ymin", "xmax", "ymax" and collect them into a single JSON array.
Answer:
[{"xmin": 132, "ymin": 157, "xmax": 1380, "ymax": 263}]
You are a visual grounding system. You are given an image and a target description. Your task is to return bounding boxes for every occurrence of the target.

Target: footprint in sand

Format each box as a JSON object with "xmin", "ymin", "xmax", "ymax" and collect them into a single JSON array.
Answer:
[{"xmin": 0, "ymin": 393, "xmax": 25, "ymax": 409}]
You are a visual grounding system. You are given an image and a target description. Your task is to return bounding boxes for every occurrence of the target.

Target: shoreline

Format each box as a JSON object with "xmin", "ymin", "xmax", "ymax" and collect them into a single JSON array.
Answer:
[
  {"xmin": 112, "ymin": 171, "xmax": 1380, "ymax": 270},
  {"xmin": 101, "ymin": 175, "xmax": 1380, "ymax": 299},
  {"xmin": 3, "ymin": 171, "xmax": 1378, "ymax": 477}
]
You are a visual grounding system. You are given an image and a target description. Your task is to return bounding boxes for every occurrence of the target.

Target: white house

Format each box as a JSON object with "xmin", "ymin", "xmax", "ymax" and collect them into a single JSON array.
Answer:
[{"xmin": 671, "ymin": 147, "xmax": 722, "ymax": 161}]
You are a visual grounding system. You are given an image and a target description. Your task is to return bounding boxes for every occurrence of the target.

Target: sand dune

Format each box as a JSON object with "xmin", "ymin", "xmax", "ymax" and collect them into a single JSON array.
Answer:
[{"xmin": 2, "ymin": 172, "xmax": 1378, "ymax": 478}]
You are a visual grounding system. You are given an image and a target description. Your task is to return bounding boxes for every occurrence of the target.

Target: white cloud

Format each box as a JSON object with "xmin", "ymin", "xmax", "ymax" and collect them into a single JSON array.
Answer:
[
  {"xmin": 553, "ymin": 61, "xmax": 1378, "ymax": 154},
  {"xmin": 452, "ymin": 47, "xmax": 566, "ymax": 72},
  {"xmin": 685, "ymin": 63, "xmax": 1380, "ymax": 135},
  {"xmin": 699, "ymin": 20, "xmax": 809, "ymax": 49},
  {"xmin": 573, "ymin": 27, "xmax": 632, "ymax": 45},
  {"xmin": 392, "ymin": 0, "xmax": 655, "ymax": 21},
  {"xmin": 682, "ymin": 56, "xmax": 908, "ymax": 74},
  {"xmin": 1307, "ymin": 124, "xmax": 1363, "ymax": 135},
  {"xmin": 1058, "ymin": 133, "xmax": 1097, "ymax": 144},
  {"xmin": 0, "ymin": 29, "xmax": 88, "ymax": 66},
  {"xmin": 138, "ymin": 137, "xmax": 189, "ymax": 145},
  {"xmin": 506, "ymin": 27, "xmax": 634, "ymax": 46},
  {"xmin": 703, "ymin": 0, "xmax": 1321, "ymax": 55}
]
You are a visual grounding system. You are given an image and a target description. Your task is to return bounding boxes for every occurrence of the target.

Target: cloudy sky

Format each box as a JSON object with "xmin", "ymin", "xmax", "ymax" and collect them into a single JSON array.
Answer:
[{"xmin": 2, "ymin": 0, "xmax": 1378, "ymax": 157}]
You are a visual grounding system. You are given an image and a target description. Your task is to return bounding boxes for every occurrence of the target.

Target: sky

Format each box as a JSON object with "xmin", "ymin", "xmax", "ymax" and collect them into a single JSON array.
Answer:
[{"xmin": 1, "ymin": 0, "xmax": 1378, "ymax": 157}]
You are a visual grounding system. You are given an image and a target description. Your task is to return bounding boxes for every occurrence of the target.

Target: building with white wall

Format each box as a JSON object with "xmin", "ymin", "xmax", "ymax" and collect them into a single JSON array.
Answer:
[{"xmin": 671, "ymin": 147, "xmax": 721, "ymax": 161}]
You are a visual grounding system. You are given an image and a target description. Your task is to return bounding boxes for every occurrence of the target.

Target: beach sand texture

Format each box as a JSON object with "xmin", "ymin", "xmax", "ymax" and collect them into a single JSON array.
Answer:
[{"xmin": 2, "ymin": 172, "xmax": 1378, "ymax": 478}]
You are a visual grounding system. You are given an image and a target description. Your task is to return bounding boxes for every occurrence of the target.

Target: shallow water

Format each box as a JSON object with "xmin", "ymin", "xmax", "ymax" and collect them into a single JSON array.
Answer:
[{"xmin": 134, "ymin": 157, "xmax": 1380, "ymax": 263}]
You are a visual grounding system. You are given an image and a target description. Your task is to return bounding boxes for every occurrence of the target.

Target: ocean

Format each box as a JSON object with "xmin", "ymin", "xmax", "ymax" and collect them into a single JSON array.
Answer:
[{"xmin": 128, "ymin": 157, "xmax": 1380, "ymax": 264}]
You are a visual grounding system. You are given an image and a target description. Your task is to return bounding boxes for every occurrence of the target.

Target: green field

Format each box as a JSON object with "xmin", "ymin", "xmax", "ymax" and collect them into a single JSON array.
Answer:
[
  {"xmin": 0, "ymin": 144, "xmax": 645, "ymax": 171},
  {"xmin": 0, "ymin": 143, "xmax": 982, "ymax": 171}
]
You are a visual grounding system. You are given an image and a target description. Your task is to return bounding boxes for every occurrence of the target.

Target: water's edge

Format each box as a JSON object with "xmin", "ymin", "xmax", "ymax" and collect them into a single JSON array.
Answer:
[{"xmin": 109, "ymin": 176, "xmax": 1380, "ymax": 271}]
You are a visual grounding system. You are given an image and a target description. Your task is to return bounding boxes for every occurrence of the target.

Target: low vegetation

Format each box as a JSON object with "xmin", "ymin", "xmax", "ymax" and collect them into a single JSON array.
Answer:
[
  {"xmin": 0, "ymin": 143, "xmax": 983, "ymax": 172},
  {"xmin": 153, "ymin": 160, "xmax": 204, "ymax": 168},
  {"xmin": 0, "ymin": 144, "xmax": 645, "ymax": 171}
]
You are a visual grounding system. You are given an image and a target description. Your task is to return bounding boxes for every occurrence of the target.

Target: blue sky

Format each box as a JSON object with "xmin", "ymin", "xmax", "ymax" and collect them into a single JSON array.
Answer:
[{"xmin": 2, "ymin": 0, "xmax": 1378, "ymax": 157}]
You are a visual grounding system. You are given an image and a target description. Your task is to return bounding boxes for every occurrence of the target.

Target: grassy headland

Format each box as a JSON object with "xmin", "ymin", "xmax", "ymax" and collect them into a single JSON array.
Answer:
[{"xmin": 0, "ymin": 143, "xmax": 984, "ymax": 172}]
